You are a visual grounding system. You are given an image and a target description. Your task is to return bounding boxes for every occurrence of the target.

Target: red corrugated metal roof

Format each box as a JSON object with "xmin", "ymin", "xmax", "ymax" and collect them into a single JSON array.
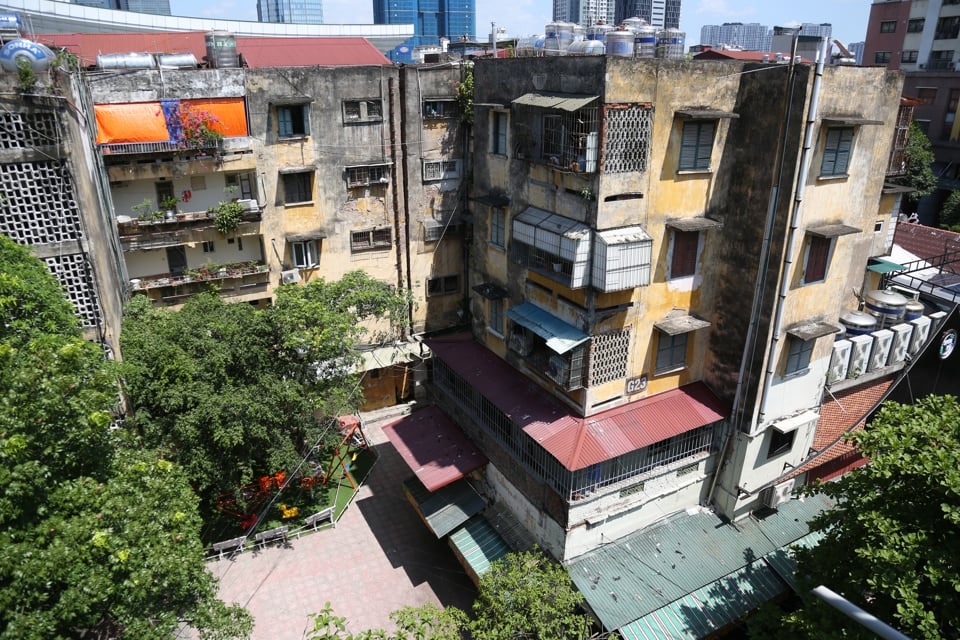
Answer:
[
  {"xmin": 894, "ymin": 222, "xmax": 960, "ymax": 266},
  {"xmin": 37, "ymin": 31, "xmax": 389, "ymax": 68},
  {"xmin": 693, "ymin": 50, "xmax": 774, "ymax": 62},
  {"xmin": 427, "ymin": 334, "xmax": 729, "ymax": 471},
  {"xmin": 382, "ymin": 406, "xmax": 487, "ymax": 492}
]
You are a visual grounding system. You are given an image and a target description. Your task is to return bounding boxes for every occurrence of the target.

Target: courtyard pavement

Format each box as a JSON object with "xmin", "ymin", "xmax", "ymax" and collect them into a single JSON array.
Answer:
[{"xmin": 210, "ymin": 407, "xmax": 478, "ymax": 638}]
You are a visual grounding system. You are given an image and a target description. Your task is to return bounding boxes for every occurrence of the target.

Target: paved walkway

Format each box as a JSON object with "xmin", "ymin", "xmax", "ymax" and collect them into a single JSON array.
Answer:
[{"xmin": 211, "ymin": 411, "xmax": 477, "ymax": 638}]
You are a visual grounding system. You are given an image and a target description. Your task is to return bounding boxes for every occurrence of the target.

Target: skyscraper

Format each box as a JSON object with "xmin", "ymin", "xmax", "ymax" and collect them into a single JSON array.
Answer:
[
  {"xmin": 71, "ymin": 0, "xmax": 171, "ymax": 16},
  {"xmin": 373, "ymin": 0, "xmax": 476, "ymax": 62},
  {"xmin": 615, "ymin": 0, "xmax": 680, "ymax": 30},
  {"xmin": 553, "ymin": 0, "xmax": 617, "ymax": 27},
  {"xmin": 258, "ymin": 0, "xmax": 324, "ymax": 24}
]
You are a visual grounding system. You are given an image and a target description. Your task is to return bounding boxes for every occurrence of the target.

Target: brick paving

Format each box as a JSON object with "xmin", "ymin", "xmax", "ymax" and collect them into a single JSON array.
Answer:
[{"xmin": 210, "ymin": 412, "xmax": 477, "ymax": 639}]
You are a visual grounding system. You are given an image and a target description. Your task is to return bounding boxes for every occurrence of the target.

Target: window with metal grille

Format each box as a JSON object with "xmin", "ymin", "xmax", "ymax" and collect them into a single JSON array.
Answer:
[
  {"xmin": 820, "ymin": 127, "xmax": 853, "ymax": 177},
  {"xmin": 292, "ymin": 240, "xmax": 319, "ymax": 268},
  {"xmin": 679, "ymin": 120, "xmax": 715, "ymax": 171},
  {"xmin": 538, "ymin": 107, "xmax": 599, "ymax": 171},
  {"xmin": 343, "ymin": 99, "xmax": 383, "ymax": 123},
  {"xmin": 277, "ymin": 104, "xmax": 308, "ymax": 138},
  {"xmin": 655, "ymin": 331, "xmax": 688, "ymax": 373},
  {"xmin": 490, "ymin": 209, "xmax": 505, "ymax": 247},
  {"xmin": 669, "ymin": 229, "xmax": 699, "ymax": 278},
  {"xmin": 282, "ymin": 171, "xmax": 313, "ymax": 203},
  {"xmin": 879, "ymin": 20, "xmax": 896, "ymax": 33},
  {"xmin": 589, "ymin": 330, "xmax": 631, "ymax": 386},
  {"xmin": 422, "ymin": 159, "xmax": 460, "ymax": 181},
  {"xmin": 488, "ymin": 298, "xmax": 504, "ymax": 335},
  {"xmin": 802, "ymin": 235, "xmax": 831, "ymax": 283},
  {"xmin": 512, "ymin": 242, "xmax": 573, "ymax": 280},
  {"xmin": 907, "ymin": 18, "xmax": 924, "ymax": 33},
  {"xmin": 427, "ymin": 274, "xmax": 459, "ymax": 296},
  {"xmin": 423, "ymin": 100, "xmax": 457, "ymax": 120},
  {"xmin": 346, "ymin": 165, "xmax": 389, "ymax": 187},
  {"xmin": 491, "ymin": 111, "xmax": 508, "ymax": 155},
  {"xmin": 929, "ymin": 49, "xmax": 955, "ymax": 70},
  {"xmin": 784, "ymin": 337, "xmax": 813, "ymax": 375},
  {"xmin": 603, "ymin": 104, "xmax": 653, "ymax": 173},
  {"xmin": 350, "ymin": 228, "xmax": 392, "ymax": 252}
]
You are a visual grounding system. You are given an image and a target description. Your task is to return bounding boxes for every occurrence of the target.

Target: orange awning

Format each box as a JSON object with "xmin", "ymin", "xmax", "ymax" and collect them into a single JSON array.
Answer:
[
  {"xmin": 95, "ymin": 102, "xmax": 168, "ymax": 144},
  {"xmin": 182, "ymin": 97, "xmax": 248, "ymax": 137}
]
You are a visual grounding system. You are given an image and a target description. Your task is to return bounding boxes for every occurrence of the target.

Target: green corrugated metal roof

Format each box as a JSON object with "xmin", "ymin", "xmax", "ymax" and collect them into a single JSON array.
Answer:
[
  {"xmin": 568, "ymin": 494, "xmax": 833, "ymax": 631},
  {"xmin": 449, "ymin": 516, "xmax": 511, "ymax": 577},
  {"xmin": 402, "ymin": 476, "xmax": 485, "ymax": 538},
  {"xmin": 867, "ymin": 258, "xmax": 906, "ymax": 274},
  {"xmin": 619, "ymin": 559, "xmax": 789, "ymax": 640},
  {"xmin": 511, "ymin": 92, "xmax": 598, "ymax": 112},
  {"xmin": 762, "ymin": 530, "xmax": 825, "ymax": 591}
]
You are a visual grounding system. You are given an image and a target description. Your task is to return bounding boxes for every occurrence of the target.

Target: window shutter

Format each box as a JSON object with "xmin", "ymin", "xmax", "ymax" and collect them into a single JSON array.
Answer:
[
  {"xmin": 694, "ymin": 121, "xmax": 714, "ymax": 168},
  {"xmin": 278, "ymin": 108, "xmax": 292, "ymax": 137}
]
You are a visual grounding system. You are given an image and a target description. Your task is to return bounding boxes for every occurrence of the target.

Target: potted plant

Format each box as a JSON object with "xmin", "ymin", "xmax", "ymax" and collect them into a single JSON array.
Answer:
[
  {"xmin": 132, "ymin": 198, "xmax": 155, "ymax": 223},
  {"xmin": 209, "ymin": 200, "xmax": 244, "ymax": 235},
  {"xmin": 160, "ymin": 195, "xmax": 180, "ymax": 220}
]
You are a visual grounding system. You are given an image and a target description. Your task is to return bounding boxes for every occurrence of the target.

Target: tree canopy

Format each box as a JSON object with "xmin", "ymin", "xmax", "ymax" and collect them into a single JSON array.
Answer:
[
  {"xmin": 751, "ymin": 395, "xmax": 960, "ymax": 640},
  {"xmin": 0, "ymin": 235, "xmax": 250, "ymax": 639},
  {"xmin": 894, "ymin": 121, "xmax": 938, "ymax": 213}
]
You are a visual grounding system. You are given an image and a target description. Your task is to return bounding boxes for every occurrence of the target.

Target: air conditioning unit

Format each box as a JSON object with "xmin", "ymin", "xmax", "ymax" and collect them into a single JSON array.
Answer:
[
  {"xmin": 827, "ymin": 339, "xmax": 852, "ymax": 384},
  {"xmin": 509, "ymin": 330, "xmax": 533, "ymax": 356},
  {"xmin": 847, "ymin": 335, "xmax": 873, "ymax": 379},
  {"xmin": 930, "ymin": 310, "xmax": 948, "ymax": 332},
  {"xmin": 888, "ymin": 323, "xmax": 913, "ymax": 366},
  {"xmin": 761, "ymin": 478, "xmax": 796, "ymax": 509},
  {"xmin": 237, "ymin": 198, "xmax": 259, "ymax": 212},
  {"xmin": 909, "ymin": 315, "xmax": 931, "ymax": 355},
  {"xmin": 280, "ymin": 269, "xmax": 301, "ymax": 285},
  {"xmin": 868, "ymin": 329, "xmax": 893, "ymax": 372}
]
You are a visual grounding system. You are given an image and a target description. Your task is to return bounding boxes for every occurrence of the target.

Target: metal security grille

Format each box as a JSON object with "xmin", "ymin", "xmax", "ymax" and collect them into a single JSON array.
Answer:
[
  {"xmin": 42, "ymin": 253, "xmax": 101, "ymax": 328},
  {"xmin": 0, "ymin": 161, "xmax": 82, "ymax": 245},
  {"xmin": 603, "ymin": 105, "xmax": 653, "ymax": 174},
  {"xmin": 0, "ymin": 111, "xmax": 59, "ymax": 149},
  {"xmin": 590, "ymin": 329, "xmax": 631, "ymax": 385}
]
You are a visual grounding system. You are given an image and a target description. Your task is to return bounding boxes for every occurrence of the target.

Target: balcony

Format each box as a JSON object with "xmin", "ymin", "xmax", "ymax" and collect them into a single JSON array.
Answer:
[
  {"xmin": 117, "ymin": 207, "xmax": 261, "ymax": 251},
  {"xmin": 103, "ymin": 137, "xmax": 256, "ymax": 181},
  {"xmin": 130, "ymin": 261, "xmax": 271, "ymax": 307}
]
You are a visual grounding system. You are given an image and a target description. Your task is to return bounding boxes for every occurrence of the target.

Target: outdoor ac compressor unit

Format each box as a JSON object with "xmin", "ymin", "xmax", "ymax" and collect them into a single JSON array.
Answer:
[
  {"xmin": 888, "ymin": 323, "xmax": 913, "ymax": 366},
  {"xmin": 868, "ymin": 329, "xmax": 893, "ymax": 372},
  {"xmin": 762, "ymin": 478, "xmax": 796, "ymax": 509},
  {"xmin": 847, "ymin": 335, "xmax": 873, "ymax": 378},
  {"xmin": 827, "ymin": 339, "xmax": 851, "ymax": 384},
  {"xmin": 280, "ymin": 269, "xmax": 301, "ymax": 285},
  {"xmin": 909, "ymin": 315, "xmax": 931, "ymax": 355}
]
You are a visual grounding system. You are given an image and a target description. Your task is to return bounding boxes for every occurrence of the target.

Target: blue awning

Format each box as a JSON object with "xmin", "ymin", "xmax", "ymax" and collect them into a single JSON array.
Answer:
[{"xmin": 506, "ymin": 302, "xmax": 589, "ymax": 354}]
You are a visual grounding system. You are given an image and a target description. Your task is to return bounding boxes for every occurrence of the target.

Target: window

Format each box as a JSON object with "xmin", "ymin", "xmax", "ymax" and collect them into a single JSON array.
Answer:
[
  {"xmin": 492, "ymin": 111, "xmax": 508, "ymax": 155},
  {"xmin": 343, "ymin": 99, "xmax": 383, "ymax": 123},
  {"xmin": 901, "ymin": 50, "xmax": 919, "ymax": 63},
  {"xmin": 679, "ymin": 120, "xmax": 715, "ymax": 171},
  {"xmin": 423, "ymin": 100, "xmax": 457, "ymax": 120},
  {"xmin": 488, "ymin": 298, "xmax": 504, "ymax": 335},
  {"xmin": 935, "ymin": 16, "xmax": 960, "ymax": 40},
  {"xmin": 917, "ymin": 87, "xmax": 937, "ymax": 104},
  {"xmin": 350, "ymin": 228, "xmax": 392, "ymax": 252},
  {"xmin": 277, "ymin": 104, "xmax": 308, "ymax": 138},
  {"xmin": 282, "ymin": 171, "xmax": 313, "ymax": 204},
  {"xmin": 346, "ymin": 164, "xmax": 389, "ymax": 188},
  {"xmin": 655, "ymin": 331, "xmax": 688, "ymax": 373},
  {"xmin": 820, "ymin": 126, "xmax": 853, "ymax": 177},
  {"xmin": 785, "ymin": 335, "xmax": 814, "ymax": 376},
  {"xmin": 944, "ymin": 90, "xmax": 960, "ymax": 136},
  {"xmin": 907, "ymin": 18, "xmax": 924, "ymax": 33},
  {"xmin": 202, "ymin": 240, "xmax": 215, "ymax": 253},
  {"xmin": 422, "ymin": 159, "xmax": 460, "ymax": 181},
  {"xmin": 542, "ymin": 114, "xmax": 564, "ymax": 158},
  {"xmin": 536, "ymin": 105, "xmax": 599, "ymax": 171},
  {"xmin": 427, "ymin": 275, "xmax": 459, "ymax": 296},
  {"xmin": 227, "ymin": 237, "xmax": 244, "ymax": 250},
  {"xmin": 930, "ymin": 49, "xmax": 955, "ymax": 70},
  {"xmin": 490, "ymin": 209, "xmax": 505, "ymax": 247},
  {"xmin": 291, "ymin": 240, "xmax": 319, "ymax": 268},
  {"xmin": 225, "ymin": 172, "xmax": 256, "ymax": 200},
  {"xmin": 669, "ymin": 230, "xmax": 700, "ymax": 278},
  {"xmin": 874, "ymin": 51, "xmax": 891, "ymax": 64},
  {"xmin": 879, "ymin": 20, "xmax": 896, "ymax": 33},
  {"xmin": 802, "ymin": 235, "xmax": 832, "ymax": 283},
  {"xmin": 767, "ymin": 429, "xmax": 796, "ymax": 458}
]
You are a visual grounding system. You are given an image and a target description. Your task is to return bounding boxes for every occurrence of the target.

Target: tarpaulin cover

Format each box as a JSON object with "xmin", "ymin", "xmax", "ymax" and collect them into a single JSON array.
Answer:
[{"xmin": 95, "ymin": 97, "xmax": 248, "ymax": 144}]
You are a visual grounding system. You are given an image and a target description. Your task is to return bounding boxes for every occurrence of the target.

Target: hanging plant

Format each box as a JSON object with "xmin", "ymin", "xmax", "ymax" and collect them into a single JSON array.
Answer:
[{"xmin": 210, "ymin": 201, "xmax": 244, "ymax": 235}]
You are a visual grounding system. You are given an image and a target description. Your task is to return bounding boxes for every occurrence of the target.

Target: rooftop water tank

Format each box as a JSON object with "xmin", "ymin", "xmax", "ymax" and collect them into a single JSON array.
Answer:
[
  {"xmin": 157, "ymin": 53, "xmax": 198, "ymax": 69},
  {"xmin": 634, "ymin": 25, "xmax": 657, "ymax": 58},
  {"xmin": 568, "ymin": 39, "xmax": 605, "ymax": 55},
  {"xmin": 556, "ymin": 22, "xmax": 576, "ymax": 51},
  {"xmin": 96, "ymin": 52, "xmax": 156, "ymax": 70},
  {"xmin": 0, "ymin": 39, "xmax": 54, "ymax": 72},
  {"xmin": 205, "ymin": 30, "xmax": 238, "ymax": 68},
  {"xmin": 586, "ymin": 23, "xmax": 612, "ymax": 42},
  {"xmin": 839, "ymin": 310, "xmax": 878, "ymax": 336},
  {"xmin": 606, "ymin": 30, "xmax": 634, "ymax": 57},
  {"xmin": 864, "ymin": 288, "xmax": 909, "ymax": 329},
  {"xmin": 621, "ymin": 16, "xmax": 648, "ymax": 31},
  {"xmin": 655, "ymin": 28, "xmax": 685, "ymax": 59}
]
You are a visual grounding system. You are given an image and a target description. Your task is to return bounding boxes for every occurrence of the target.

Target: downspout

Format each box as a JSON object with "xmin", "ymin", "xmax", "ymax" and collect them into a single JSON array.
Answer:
[
  {"xmin": 706, "ymin": 36, "xmax": 803, "ymax": 506},
  {"xmin": 393, "ymin": 72, "xmax": 415, "ymax": 336},
  {"xmin": 757, "ymin": 36, "xmax": 829, "ymax": 425}
]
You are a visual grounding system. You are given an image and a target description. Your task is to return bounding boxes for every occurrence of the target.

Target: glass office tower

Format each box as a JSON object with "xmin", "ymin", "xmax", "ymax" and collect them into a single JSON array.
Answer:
[
  {"xmin": 374, "ymin": 0, "xmax": 475, "ymax": 62},
  {"xmin": 258, "ymin": 0, "xmax": 324, "ymax": 25}
]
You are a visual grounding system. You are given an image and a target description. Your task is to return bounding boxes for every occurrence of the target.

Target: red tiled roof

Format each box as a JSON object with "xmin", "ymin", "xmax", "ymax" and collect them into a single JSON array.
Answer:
[
  {"xmin": 382, "ymin": 406, "xmax": 487, "ymax": 492},
  {"xmin": 427, "ymin": 334, "xmax": 729, "ymax": 471},
  {"xmin": 790, "ymin": 376, "xmax": 896, "ymax": 480},
  {"xmin": 36, "ymin": 31, "xmax": 389, "ymax": 68},
  {"xmin": 894, "ymin": 222, "xmax": 960, "ymax": 267}
]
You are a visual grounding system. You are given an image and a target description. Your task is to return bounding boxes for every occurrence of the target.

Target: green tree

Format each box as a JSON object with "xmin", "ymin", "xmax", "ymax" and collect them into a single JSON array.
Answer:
[
  {"xmin": 939, "ymin": 189, "xmax": 960, "ymax": 230},
  {"xmin": 0, "ymin": 235, "xmax": 251, "ymax": 639},
  {"xmin": 893, "ymin": 121, "xmax": 938, "ymax": 214},
  {"xmin": 750, "ymin": 395, "xmax": 960, "ymax": 640},
  {"xmin": 305, "ymin": 602, "xmax": 466, "ymax": 640},
  {"xmin": 469, "ymin": 548, "xmax": 593, "ymax": 640}
]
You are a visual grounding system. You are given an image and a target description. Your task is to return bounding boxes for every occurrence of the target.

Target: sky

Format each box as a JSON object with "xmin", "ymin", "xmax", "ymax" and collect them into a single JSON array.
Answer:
[{"xmin": 167, "ymin": 0, "xmax": 873, "ymax": 47}]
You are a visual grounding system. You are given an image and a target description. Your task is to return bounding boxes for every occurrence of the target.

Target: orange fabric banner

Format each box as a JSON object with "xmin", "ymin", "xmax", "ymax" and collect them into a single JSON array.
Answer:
[
  {"xmin": 182, "ymin": 98, "xmax": 249, "ymax": 137},
  {"xmin": 94, "ymin": 103, "xmax": 168, "ymax": 144}
]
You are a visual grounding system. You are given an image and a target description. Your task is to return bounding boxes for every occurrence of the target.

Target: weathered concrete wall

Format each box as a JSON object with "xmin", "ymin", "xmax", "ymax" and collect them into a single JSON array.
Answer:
[{"xmin": 87, "ymin": 68, "xmax": 245, "ymax": 102}]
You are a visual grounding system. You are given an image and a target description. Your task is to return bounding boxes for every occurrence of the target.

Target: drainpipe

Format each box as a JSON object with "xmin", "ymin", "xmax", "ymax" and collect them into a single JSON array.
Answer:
[
  {"xmin": 393, "ymin": 73, "xmax": 415, "ymax": 336},
  {"xmin": 757, "ymin": 36, "xmax": 829, "ymax": 425}
]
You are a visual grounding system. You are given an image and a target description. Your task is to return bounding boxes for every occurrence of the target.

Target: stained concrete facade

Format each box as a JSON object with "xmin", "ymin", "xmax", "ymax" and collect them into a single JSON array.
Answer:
[
  {"xmin": 428, "ymin": 55, "xmax": 906, "ymax": 561},
  {"xmin": 0, "ymin": 70, "xmax": 126, "ymax": 355}
]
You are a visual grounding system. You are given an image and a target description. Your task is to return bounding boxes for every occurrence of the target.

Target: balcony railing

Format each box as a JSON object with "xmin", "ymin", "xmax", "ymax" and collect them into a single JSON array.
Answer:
[
  {"xmin": 100, "ymin": 140, "xmax": 223, "ymax": 156},
  {"xmin": 130, "ymin": 262, "xmax": 271, "ymax": 306},
  {"xmin": 117, "ymin": 207, "xmax": 261, "ymax": 250}
]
